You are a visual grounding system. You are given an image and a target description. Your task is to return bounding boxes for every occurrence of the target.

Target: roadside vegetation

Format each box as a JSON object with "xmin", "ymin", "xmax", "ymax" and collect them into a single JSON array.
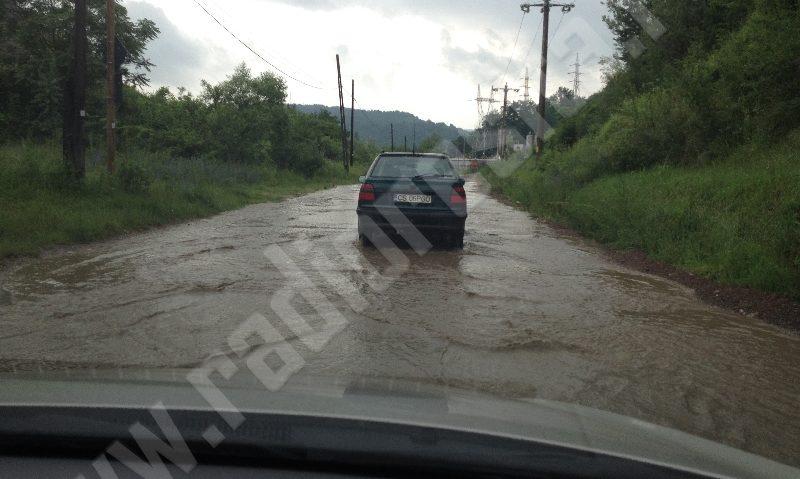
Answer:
[
  {"xmin": 0, "ymin": 143, "xmax": 362, "ymax": 257},
  {"xmin": 0, "ymin": 2, "xmax": 376, "ymax": 259},
  {"xmin": 486, "ymin": 0, "xmax": 800, "ymax": 298}
]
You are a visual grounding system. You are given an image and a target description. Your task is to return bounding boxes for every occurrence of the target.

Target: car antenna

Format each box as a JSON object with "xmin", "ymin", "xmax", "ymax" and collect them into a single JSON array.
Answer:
[{"xmin": 412, "ymin": 123, "xmax": 416, "ymax": 154}]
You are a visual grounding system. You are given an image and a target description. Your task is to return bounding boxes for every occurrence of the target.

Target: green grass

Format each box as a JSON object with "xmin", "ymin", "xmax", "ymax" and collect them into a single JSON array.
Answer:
[
  {"xmin": 485, "ymin": 132, "xmax": 800, "ymax": 298},
  {"xmin": 0, "ymin": 143, "xmax": 363, "ymax": 258}
]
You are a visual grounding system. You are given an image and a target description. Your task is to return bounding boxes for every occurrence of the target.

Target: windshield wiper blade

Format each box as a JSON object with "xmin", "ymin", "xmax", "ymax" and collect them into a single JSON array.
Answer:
[{"xmin": 412, "ymin": 174, "xmax": 450, "ymax": 180}]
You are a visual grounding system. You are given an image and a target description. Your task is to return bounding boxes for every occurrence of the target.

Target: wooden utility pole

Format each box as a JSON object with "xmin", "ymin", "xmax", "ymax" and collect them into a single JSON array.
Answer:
[
  {"xmin": 335, "ymin": 55, "xmax": 348, "ymax": 170},
  {"xmin": 63, "ymin": 0, "xmax": 87, "ymax": 180},
  {"xmin": 521, "ymin": 1, "xmax": 574, "ymax": 158},
  {"xmin": 349, "ymin": 79, "xmax": 354, "ymax": 172},
  {"xmin": 390, "ymin": 123, "xmax": 394, "ymax": 151},
  {"xmin": 106, "ymin": 0, "xmax": 116, "ymax": 173},
  {"xmin": 492, "ymin": 83, "xmax": 519, "ymax": 158}
]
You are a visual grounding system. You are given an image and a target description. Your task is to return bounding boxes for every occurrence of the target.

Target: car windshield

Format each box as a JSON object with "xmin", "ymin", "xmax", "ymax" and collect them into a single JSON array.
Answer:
[
  {"xmin": 2, "ymin": 0, "xmax": 800, "ymax": 476},
  {"xmin": 370, "ymin": 156, "xmax": 456, "ymax": 178}
]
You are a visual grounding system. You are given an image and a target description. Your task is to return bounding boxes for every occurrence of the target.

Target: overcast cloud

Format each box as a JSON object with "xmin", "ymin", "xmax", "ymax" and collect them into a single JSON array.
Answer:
[{"xmin": 124, "ymin": 0, "xmax": 616, "ymax": 129}]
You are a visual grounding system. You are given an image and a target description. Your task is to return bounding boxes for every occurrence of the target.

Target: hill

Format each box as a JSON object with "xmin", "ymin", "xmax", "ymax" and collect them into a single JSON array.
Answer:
[{"xmin": 290, "ymin": 104, "xmax": 466, "ymax": 147}]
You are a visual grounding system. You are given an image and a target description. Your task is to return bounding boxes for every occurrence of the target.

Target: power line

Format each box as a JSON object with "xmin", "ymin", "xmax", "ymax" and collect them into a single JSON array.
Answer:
[
  {"xmin": 189, "ymin": 26, "xmax": 394, "ymax": 148},
  {"xmin": 192, "ymin": 1, "xmax": 383, "ymax": 141},
  {"xmin": 199, "ymin": 0, "xmax": 326, "ymax": 88},
  {"xmin": 550, "ymin": 11, "xmax": 567, "ymax": 41},
  {"xmin": 500, "ymin": 11, "xmax": 527, "ymax": 84},
  {"xmin": 192, "ymin": 0, "xmax": 323, "ymax": 90},
  {"xmin": 518, "ymin": 15, "xmax": 543, "ymax": 79}
]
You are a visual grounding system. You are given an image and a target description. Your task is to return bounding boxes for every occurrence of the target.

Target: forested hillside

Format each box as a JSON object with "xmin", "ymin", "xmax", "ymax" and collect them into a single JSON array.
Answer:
[
  {"xmin": 487, "ymin": 0, "xmax": 800, "ymax": 297},
  {"xmin": 291, "ymin": 104, "xmax": 464, "ymax": 148}
]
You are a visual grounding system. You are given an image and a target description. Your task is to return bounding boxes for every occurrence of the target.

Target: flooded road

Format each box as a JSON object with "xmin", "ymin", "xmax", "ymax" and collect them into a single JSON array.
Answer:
[{"xmin": 1, "ymin": 180, "xmax": 799, "ymax": 466}]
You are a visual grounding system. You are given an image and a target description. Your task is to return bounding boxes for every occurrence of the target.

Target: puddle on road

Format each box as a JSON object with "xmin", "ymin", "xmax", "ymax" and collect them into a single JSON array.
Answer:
[{"xmin": 5, "ymin": 250, "xmax": 135, "ymax": 299}]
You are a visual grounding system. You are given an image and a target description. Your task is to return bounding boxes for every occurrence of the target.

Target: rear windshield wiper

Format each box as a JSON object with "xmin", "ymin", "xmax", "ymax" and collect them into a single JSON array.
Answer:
[{"xmin": 412, "ymin": 174, "xmax": 452, "ymax": 180}]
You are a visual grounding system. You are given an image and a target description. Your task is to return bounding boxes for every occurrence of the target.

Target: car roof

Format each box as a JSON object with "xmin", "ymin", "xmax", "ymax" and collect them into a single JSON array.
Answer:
[{"xmin": 378, "ymin": 152, "xmax": 448, "ymax": 159}]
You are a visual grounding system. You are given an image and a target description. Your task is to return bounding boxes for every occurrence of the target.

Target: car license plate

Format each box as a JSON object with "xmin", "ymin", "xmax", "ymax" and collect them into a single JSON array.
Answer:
[{"xmin": 394, "ymin": 194, "xmax": 432, "ymax": 204}]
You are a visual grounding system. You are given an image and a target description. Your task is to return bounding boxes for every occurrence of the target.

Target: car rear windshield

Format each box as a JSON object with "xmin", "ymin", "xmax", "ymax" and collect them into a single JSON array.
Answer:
[{"xmin": 370, "ymin": 156, "xmax": 456, "ymax": 178}]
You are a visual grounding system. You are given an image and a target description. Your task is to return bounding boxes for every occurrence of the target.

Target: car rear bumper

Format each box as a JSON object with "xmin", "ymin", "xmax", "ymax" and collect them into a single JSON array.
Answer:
[{"xmin": 357, "ymin": 207, "xmax": 466, "ymax": 236}]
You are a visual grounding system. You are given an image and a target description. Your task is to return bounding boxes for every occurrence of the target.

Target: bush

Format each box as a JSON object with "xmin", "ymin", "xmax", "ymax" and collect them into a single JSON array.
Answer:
[
  {"xmin": 594, "ymin": 87, "xmax": 703, "ymax": 172},
  {"xmin": 287, "ymin": 142, "xmax": 325, "ymax": 177},
  {"xmin": 117, "ymin": 161, "xmax": 152, "ymax": 193}
]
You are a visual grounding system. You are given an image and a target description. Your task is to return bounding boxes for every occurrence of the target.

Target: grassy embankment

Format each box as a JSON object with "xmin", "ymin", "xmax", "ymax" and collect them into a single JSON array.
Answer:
[
  {"xmin": 485, "ymin": 131, "xmax": 800, "ymax": 298},
  {"xmin": 0, "ymin": 143, "xmax": 362, "ymax": 258},
  {"xmin": 485, "ymin": 3, "xmax": 800, "ymax": 299}
]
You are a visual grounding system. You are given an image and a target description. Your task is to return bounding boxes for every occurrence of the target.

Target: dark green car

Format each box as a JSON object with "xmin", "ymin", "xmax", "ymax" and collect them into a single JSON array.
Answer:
[{"xmin": 357, "ymin": 152, "xmax": 467, "ymax": 249}]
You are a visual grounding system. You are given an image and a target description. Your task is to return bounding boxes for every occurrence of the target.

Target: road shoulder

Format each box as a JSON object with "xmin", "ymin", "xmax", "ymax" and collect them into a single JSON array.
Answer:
[{"xmin": 475, "ymin": 173, "xmax": 800, "ymax": 334}]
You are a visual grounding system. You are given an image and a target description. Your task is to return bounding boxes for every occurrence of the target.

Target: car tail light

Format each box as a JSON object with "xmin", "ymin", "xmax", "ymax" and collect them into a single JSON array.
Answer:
[
  {"xmin": 359, "ymin": 183, "xmax": 375, "ymax": 202},
  {"xmin": 450, "ymin": 185, "xmax": 466, "ymax": 205}
]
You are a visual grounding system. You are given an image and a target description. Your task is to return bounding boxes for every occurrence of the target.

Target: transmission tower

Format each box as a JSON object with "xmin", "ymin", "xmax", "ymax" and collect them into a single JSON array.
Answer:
[
  {"xmin": 521, "ymin": 67, "xmax": 531, "ymax": 103},
  {"xmin": 475, "ymin": 84, "xmax": 498, "ymax": 156},
  {"xmin": 568, "ymin": 52, "xmax": 582, "ymax": 97},
  {"xmin": 475, "ymin": 84, "xmax": 498, "ymax": 124}
]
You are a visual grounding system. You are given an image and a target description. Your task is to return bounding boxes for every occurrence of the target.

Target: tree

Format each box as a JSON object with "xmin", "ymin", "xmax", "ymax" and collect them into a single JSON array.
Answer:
[
  {"xmin": 418, "ymin": 133, "xmax": 443, "ymax": 153},
  {"xmin": 121, "ymin": 86, "xmax": 206, "ymax": 158},
  {"xmin": 200, "ymin": 63, "xmax": 288, "ymax": 164},
  {"xmin": 548, "ymin": 86, "xmax": 585, "ymax": 118},
  {"xmin": 0, "ymin": 0, "xmax": 158, "ymax": 141},
  {"xmin": 602, "ymin": 0, "xmax": 754, "ymax": 91}
]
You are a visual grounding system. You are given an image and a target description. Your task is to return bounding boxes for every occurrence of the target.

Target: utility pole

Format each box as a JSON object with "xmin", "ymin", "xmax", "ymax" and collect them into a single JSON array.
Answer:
[
  {"xmin": 390, "ymin": 123, "xmax": 394, "ymax": 151},
  {"xmin": 404, "ymin": 136, "xmax": 407, "ymax": 151},
  {"xmin": 521, "ymin": 1, "xmax": 574, "ymax": 158},
  {"xmin": 349, "ymin": 79, "xmax": 354, "ymax": 172},
  {"xmin": 335, "ymin": 55, "xmax": 348, "ymax": 170},
  {"xmin": 569, "ymin": 52, "xmax": 582, "ymax": 97},
  {"xmin": 492, "ymin": 83, "xmax": 519, "ymax": 158},
  {"xmin": 106, "ymin": 0, "xmax": 116, "ymax": 174},
  {"xmin": 63, "ymin": 0, "xmax": 87, "ymax": 180}
]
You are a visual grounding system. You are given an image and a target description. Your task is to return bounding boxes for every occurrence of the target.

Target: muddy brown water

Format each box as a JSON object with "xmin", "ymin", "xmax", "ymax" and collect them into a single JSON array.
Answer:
[{"xmin": 1, "ymin": 181, "xmax": 799, "ymax": 466}]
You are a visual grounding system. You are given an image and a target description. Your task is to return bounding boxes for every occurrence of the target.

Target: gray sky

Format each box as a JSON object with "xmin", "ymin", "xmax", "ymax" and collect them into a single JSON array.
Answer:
[{"xmin": 124, "ymin": 0, "xmax": 616, "ymax": 129}]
